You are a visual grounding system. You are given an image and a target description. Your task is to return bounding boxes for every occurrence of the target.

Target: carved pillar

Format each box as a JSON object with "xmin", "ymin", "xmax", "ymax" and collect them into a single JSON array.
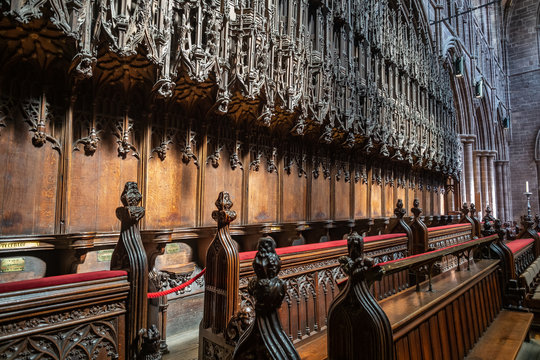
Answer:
[
  {"xmin": 111, "ymin": 182, "xmax": 158, "ymax": 359},
  {"xmin": 460, "ymin": 134, "xmax": 476, "ymax": 204},
  {"xmin": 200, "ymin": 192, "xmax": 239, "ymax": 359},
  {"xmin": 487, "ymin": 151, "xmax": 497, "ymax": 218}
]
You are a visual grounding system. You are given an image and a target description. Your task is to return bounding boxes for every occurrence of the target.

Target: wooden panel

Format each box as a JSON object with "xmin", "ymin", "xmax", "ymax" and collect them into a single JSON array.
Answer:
[
  {"xmin": 202, "ymin": 148, "xmax": 243, "ymax": 226},
  {"xmin": 385, "ymin": 182, "xmax": 394, "ymax": 217},
  {"xmin": 248, "ymin": 168, "xmax": 278, "ymax": 224},
  {"xmin": 407, "ymin": 187, "xmax": 415, "ymax": 217},
  {"xmin": 334, "ymin": 177, "xmax": 350, "ymax": 220},
  {"xmin": 68, "ymin": 132, "xmax": 138, "ymax": 232},
  {"xmin": 147, "ymin": 145, "xmax": 198, "ymax": 228},
  {"xmin": 371, "ymin": 182, "xmax": 382, "ymax": 217},
  {"xmin": 282, "ymin": 169, "xmax": 307, "ymax": 222},
  {"xmin": 310, "ymin": 172, "xmax": 330, "ymax": 220},
  {"xmin": 0, "ymin": 115, "xmax": 58, "ymax": 235},
  {"xmin": 354, "ymin": 180, "xmax": 368, "ymax": 218}
]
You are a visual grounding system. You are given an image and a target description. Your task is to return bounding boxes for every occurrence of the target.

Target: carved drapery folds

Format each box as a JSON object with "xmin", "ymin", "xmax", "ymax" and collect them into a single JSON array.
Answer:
[
  {"xmin": 1, "ymin": 0, "xmax": 460, "ymax": 177},
  {"xmin": 327, "ymin": 232, "xmax": 393, "ymax": 360}
]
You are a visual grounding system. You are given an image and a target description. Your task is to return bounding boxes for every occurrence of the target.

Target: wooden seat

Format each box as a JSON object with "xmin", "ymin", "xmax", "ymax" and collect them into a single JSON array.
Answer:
[{"xmin": 465, "ymin": 310, "xmax": 533, "ymax": 360}]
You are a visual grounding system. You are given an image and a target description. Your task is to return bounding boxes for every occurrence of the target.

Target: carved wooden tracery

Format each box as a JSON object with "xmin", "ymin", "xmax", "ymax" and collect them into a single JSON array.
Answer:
[{"xmin": 0, "ymin": 0, "xmax": 459, "ymax": 179}]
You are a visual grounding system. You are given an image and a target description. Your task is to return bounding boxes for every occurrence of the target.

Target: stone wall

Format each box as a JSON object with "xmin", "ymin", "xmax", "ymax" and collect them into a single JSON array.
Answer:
[{"xmin": 507, "ymin": 0, "xmax": 540, "ymax": 219}]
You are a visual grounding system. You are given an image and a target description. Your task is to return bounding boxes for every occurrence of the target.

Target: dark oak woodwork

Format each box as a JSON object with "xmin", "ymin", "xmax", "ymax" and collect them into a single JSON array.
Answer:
[
  {"xmin": 327, "ymin": 232, "xmax": 394, "ymax": 360},
  {"xmin": 200, "ymin": 192, "xmax": 240, "ymax": 359},
  {"xmin": 233, "ymin": 236, "xmax": 300, "ymax": 360},
  {"xmin": 409, "ymin": 199, "xmax": 428, "ymax": 255}
]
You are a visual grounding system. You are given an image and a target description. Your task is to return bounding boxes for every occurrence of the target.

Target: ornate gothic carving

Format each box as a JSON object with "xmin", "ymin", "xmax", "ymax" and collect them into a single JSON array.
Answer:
[{"xmin": 0, "ymin": 0, "xmax": 460, "ymax": 177}]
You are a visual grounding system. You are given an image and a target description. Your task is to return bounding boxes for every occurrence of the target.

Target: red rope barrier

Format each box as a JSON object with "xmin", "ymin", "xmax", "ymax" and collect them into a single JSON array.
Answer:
[{"xmin": 147, "ymin": 268, "xmax": 206, "ymax": 299}]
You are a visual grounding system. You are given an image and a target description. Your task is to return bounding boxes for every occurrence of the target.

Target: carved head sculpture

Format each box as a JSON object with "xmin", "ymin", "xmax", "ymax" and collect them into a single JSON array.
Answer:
[
  {"xmin": 248, "ymin": 236, "xmax": 285, "ymax": 313},
  {"xmin": 347, "ymin": 232, "xmax": 364, "ymax": 261},
  {"xmin": 121, "ymin": 181, "xmax": 142, "ymax": 207},
  {"xmin": 470, "ymin": 203, "xmax": 477, "ymax": 215},
  {"xmin": 394, "ymin": 199, "xmax": 405, "ymax": 218},
  {"xmin": 411, "ymin": 198, "xmax": 422, "ymax": 218},
  {"xmin": 252, "ymin": 236, "xmax": 281, "ymax": 280},
  {"xmin": 460, "ymin": 203, "xmax": 469, "ymax": 217}
]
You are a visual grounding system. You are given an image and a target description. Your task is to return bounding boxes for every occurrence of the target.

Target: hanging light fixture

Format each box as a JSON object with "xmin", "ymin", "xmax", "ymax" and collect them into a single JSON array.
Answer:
[
  {"xmin": 474, "ymin": 78, "xmax": 483, "ymax": 98},
  {"xmin": 454, "ymin": 56, "xmax": 464, "ymax": 78}
]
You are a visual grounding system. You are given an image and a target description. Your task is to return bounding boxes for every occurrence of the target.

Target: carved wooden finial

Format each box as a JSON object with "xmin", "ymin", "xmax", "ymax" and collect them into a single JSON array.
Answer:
[
  {"xmin": 411, "ymin": 198, "xmax": 422, "ymax": 218},
  {"xmin": 483, "ymin": 206, "xmax": 496, "ymax": 223},
  {"xmin": 212, "ymin": 191, "xmax": 237, "ymax": 228},
  {"xmin": 394, "ymin": 199, "xmax": 405, "ymax": 219},
  {"xmin": 233, "ymin": 236, "xmax": 299, "ymax": 360},
  {"xmin": 111, "ymin": 182, "xmax": 159, "ymax": 359},
  {"xmin": 461, "ymin": 203, "xmax": 470, "ymax": 217},
  {"xmin": 534, "ymin": 214, "xmax": 540, "ymax": 232},
  {"xmin": 327, "ymin": 232, "xmax": 393, "ymax": 360},
  {"xmin": 410, "ymin": 199, "xmax": 428, "ymax": 254},
  {"xmin": 468, "ymin": 203, "xmax": 481, "ymax": 238},
  {"xmin": 201, "ymin": 191, "xmax": 240, "ymax": 358}
]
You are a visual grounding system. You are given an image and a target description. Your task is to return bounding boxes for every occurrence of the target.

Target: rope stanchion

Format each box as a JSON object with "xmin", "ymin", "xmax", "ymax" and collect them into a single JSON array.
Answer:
[{"xmin": 147, "ymin": 268, "xmax": 206, "ymax": 299}]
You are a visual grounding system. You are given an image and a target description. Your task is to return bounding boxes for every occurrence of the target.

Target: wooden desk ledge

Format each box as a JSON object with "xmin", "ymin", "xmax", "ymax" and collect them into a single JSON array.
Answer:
[
  {"xmin": 465, "ymin": 310, "xmax": 533, "ymax": 360},
  {"xmin": 295, "ymin": 331, "xmax": 327, "ymax": 360}
]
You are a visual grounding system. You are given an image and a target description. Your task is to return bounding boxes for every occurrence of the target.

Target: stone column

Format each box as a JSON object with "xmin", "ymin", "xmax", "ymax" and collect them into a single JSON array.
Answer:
[
  {"xmin": 481, "ymin": 153, "xmax": 489, "ymax": 214},
  {"xmin": 459, "ymin": 134, "xmax": 476, "ymax": 204},
  {"xmin": 495, "ymin": 160, "xmax": 504, "ymax": 220},
  {"xmin": 502, "ymin": 161, "xmax": 511, "ymax": 221},
  {"xmin": 487, "ymin": 151, "xmax": 497, "ymax": 218},
  {"xmin": 473, "ymin": 151, "xmax": 483, "ymax": 218}
]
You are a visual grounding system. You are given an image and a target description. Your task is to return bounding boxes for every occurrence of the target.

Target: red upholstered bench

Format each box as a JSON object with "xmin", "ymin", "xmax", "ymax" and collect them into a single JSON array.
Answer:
[
  {"xmin": 506, "ymin": 238, "xmax": 535, "ymax": 254},
  {"xmin": 239, "ymin": 233, "xmax": 406, "ymax": 261},
  {"xmin": 0, "ymin": 270, "xmax": 127, "ymax": 294},
  {"xmin": 428, "ymin": 223, "xmax": 471, "ymax": 232},
  {"xmin": 0, "ymin": 269, "xmax": 130, "ymax": 359}
]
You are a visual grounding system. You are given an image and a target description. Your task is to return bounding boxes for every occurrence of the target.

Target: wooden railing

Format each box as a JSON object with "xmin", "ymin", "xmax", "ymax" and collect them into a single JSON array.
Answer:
[{"xmin": 326, "ymin": 233, "xmax": 501, "ymax": 360}]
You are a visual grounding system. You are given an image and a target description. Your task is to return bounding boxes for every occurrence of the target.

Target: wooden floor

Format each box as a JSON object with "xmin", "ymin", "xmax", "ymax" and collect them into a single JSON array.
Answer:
[
  {"xmin": 163, "ymin": 329, "xmax": 198, "ymax": 360},
  {"xmin": 162, "ymin": 310, "xmax": 540, "ymax": 360}
]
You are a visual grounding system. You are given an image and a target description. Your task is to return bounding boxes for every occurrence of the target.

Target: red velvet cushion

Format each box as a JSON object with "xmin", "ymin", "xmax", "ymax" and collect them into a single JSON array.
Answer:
[
  {"xmin": 0, "ymin": 270, "xmax": 128, "ymax": 294},
  {"xmin": 429, "ymin": 223, "xmax": 470, "ymax": 232},
  {"xmin": 239, "ymin": 233, "xmax": 407, "ymax": 261},
  {"xmin": 506, "ymin": 238, "xmax": 535, "ymax": 254}
]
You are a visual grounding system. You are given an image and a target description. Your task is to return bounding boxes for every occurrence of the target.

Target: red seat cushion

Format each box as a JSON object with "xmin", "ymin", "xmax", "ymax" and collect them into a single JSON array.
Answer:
[
  {"xmin": 239, "ymin": 233, "xmax": 407, "ymax": 261},
  {"xmin": 506, "ymin": 238, "xmax": 535, "ymax": 254},
  {"xmin": 428, "ymin": 223, "xmax": 471, "ymax": 232},
  {"xmin": 0, "ymin": 270, "xmax": 128, "ymax": 294}
]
